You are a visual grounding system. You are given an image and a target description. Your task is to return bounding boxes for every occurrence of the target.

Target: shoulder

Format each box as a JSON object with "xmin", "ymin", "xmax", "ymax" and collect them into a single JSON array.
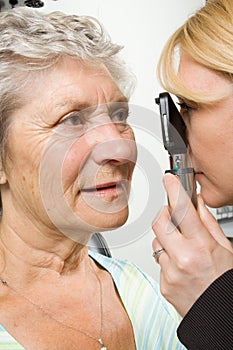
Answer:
[
  {"xmin": 89, "ymin": 252, "xmax": 184, "ymax": 348},
  {"xmin": 0, "ymin": 324, "xmax": 24, "ymax": 349},
  {"xmin": 89, "ymin": 250, "xmax": 158, "ymax": 287},
  {"xmin": 89, "ymin": 251, "xmax": 181, "ymax": 322}
]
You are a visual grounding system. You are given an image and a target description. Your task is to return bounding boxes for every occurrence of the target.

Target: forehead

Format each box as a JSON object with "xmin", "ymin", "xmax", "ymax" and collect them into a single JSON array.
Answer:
[
  {"xmin": 19, "ymin": 57, "xmax": 127, "ymax": 122},
  {"xmin": 178, "ymin": 53, "xmax": 230, "ymax": 93},
  {"xmin": 53, "ymin": 58, "xmax": 126, "ymax": 102}
]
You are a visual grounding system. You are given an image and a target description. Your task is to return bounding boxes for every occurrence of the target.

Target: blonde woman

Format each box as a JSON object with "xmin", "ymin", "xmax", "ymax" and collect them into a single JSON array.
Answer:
[{"xmin": 153, "ymin": 0, "xmax": 233, "ymax": 349}]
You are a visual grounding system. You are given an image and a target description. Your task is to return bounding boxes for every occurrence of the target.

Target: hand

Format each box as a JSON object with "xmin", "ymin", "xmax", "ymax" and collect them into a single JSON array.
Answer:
[{"xmin": 152, "ymin": 173, "xmax": 233, "ymax": 317}]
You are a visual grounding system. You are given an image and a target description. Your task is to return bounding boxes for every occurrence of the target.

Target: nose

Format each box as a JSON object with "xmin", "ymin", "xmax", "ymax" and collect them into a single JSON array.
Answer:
[{"xmin": 90, "ymin": 129, "xmax": 137, "ymax": 166}]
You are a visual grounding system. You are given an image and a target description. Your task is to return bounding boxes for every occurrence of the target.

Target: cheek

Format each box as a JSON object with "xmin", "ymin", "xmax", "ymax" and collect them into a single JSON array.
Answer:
[
  {"xmin": 61, "ymin": 138, "xmax": 91, "ymax": 187},
  {"xmin": 187, "ymin": 119, "xmax": 211, "ymax": 154},
  {"xmin": 61, "ymin": 126, "xmax": 136, "ymax": 187},
  {"xmin": 123, "ymin": 126, "xmax": 135, "ymax": 143},
  {"xmin": 6, "ymin": 122, "xmax": 51, "ymax": 182},
  {"xmin": 128, "ymin": 160, "xmax": 136, "ymax": 180},
  {"xmin": 5, "ymin": 145, "xmax": 41, "ymax": 188}
]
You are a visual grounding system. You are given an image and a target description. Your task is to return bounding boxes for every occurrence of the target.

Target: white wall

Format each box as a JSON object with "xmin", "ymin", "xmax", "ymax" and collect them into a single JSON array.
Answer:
[{"xmin": 40, "ymin": 0, "xmax": 205, "ymax": 280}]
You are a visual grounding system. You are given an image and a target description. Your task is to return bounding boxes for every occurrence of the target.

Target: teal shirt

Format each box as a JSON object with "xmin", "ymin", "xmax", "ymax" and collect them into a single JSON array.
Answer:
[{"xmin": 0, "ymin": 251, "xmax": 186, "ymax": 349}]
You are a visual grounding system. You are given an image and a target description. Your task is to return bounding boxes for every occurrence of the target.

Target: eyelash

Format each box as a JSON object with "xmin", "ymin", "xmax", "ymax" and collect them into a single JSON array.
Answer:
[
  {"xmin": 177, "ymin": 102, "xmax": 192, "ymax": 113},
  {"xmin": 60, "ymin": 109, "xmax": 130, "ymax": 127},
  {"xmin": 111, "ymin": 109, "xmax": 129, "ymax": 123},
  {"xmin": 61, "ymin": 113, "xmax": 84, "ymax": 126}
]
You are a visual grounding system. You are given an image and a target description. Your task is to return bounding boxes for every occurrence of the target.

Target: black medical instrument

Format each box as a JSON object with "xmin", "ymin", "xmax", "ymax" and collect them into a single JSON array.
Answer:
[{"xmin": 155, "ymin": 92, "xmax": 197, "ymax": 208}]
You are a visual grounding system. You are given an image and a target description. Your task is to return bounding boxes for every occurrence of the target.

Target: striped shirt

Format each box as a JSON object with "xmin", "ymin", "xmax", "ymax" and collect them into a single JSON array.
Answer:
[{"xmin": 0, "ymin": 251, "xmax": 186, "ymax": 349}]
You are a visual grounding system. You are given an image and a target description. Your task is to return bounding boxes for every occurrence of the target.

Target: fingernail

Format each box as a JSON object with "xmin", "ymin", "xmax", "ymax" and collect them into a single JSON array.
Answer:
[{"xmin": 163, "ymin": 172, "xmax": 176, "ymax": 188}]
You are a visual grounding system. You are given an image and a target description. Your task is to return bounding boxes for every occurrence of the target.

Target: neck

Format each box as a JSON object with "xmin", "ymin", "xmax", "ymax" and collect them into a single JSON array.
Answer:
[{"xmin": 0, "ymin": 220, "xmax": 91, "ymax": 287}]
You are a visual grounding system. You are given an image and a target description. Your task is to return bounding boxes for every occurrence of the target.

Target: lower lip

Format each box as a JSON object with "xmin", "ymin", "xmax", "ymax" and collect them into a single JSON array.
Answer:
[{"xmin": 195, "ymin": 172, "xmax": 204, "ymax": 181}]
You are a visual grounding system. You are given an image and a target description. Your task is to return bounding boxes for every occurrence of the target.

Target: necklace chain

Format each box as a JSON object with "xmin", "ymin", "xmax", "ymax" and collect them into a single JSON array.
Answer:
[{"xmin": 0, "ymin": 260, "xmax": 108, "ymax": 349}]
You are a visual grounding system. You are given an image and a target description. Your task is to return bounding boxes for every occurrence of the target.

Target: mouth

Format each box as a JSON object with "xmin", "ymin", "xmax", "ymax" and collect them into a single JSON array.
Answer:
[
  {"xmin": 194, "ymin": 170, "xmax": 205, "ymax": 182},
  {"xmin": 81, "ymin": 180, "xmax": 128, "ymax": 197}
]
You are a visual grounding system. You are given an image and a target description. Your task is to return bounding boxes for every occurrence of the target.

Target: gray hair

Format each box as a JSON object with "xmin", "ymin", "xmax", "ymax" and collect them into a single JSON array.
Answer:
[{"xmin": 0, "ymin": 7, "xmax": 136, "ymax": 160}]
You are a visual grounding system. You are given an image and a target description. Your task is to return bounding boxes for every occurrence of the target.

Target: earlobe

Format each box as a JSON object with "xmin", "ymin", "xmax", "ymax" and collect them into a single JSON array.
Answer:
[
  {"xmin": 0, "ymin": 160, "xmax": 7, "ymax": 185},
  {"xmin": 0, "ymin": 172, "xmax": 7, "ymax": 185}
]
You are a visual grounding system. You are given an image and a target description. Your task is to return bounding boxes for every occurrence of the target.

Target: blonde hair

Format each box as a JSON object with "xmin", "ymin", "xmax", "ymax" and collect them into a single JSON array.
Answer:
[{"xmin": 157, "ymin": 0, "xmax": 233, "ymax": 102}]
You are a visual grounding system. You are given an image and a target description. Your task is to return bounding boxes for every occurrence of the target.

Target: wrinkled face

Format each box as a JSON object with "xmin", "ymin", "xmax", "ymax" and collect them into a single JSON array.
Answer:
[
  {"xmin": 3, "ymin": 57, "xmax": 137, "ymax": 240},
  {"xmin": 178, "ymin": 53, "xmax": 233, "ymax": 207}
]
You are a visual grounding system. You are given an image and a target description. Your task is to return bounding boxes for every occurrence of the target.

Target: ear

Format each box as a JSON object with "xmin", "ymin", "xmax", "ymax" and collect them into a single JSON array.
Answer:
[{"xmin": 0, "ymin": 158, "xmax": 7, "ymax": 185}]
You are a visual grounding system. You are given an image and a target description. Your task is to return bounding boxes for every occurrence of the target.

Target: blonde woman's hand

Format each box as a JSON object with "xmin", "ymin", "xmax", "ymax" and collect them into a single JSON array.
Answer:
[{"xmin": 152, "ymin": 173, "xmax": 233, "ymax": 317}]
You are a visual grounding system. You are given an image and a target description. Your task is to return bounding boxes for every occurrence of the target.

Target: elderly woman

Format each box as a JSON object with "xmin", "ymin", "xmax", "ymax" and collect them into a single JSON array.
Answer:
[
  {"xmin": 152, "ymin": 0, "xmax": 233, "ymax": 349},
  {"xmin": 0, "ymin": 7, "xmax": 184, "ymax": 350}
]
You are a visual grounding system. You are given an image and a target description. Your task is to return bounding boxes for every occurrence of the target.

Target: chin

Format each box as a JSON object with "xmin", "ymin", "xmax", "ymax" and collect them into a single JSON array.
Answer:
[
  {"xmin": 201, "ymin": 190, "xmax": 230, "ymax": 209},
  {"xmin": 79, "ymin": 206, "xmax": 129, "ymax": 233},
  {"xmin": 96, "ymin": 211, "xmax": 129, "ymax": 231}
]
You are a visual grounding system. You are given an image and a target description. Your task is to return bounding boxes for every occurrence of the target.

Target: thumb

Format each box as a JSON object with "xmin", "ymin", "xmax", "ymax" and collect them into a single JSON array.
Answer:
[{"xmin": 197, "ymin": 195, "xmax": 233, "ymax": 252}]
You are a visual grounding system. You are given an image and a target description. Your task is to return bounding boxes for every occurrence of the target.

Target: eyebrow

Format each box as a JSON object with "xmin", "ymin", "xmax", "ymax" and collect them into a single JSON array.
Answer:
[
  {"xmin": 53, "ymin": 100, "xmax": 91, "ymax": 112},
  {"xmin": 53, "ymin": 95, "xmax": 128, "ymax": 112}
]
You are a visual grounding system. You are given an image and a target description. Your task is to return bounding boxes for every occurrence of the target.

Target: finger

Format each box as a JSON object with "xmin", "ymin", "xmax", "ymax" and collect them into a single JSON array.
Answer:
[
  {"xmin": 152, "ymin": 238, "xmax": 166, "ymax": 263},
  {"xmin": 163, "ymin": 172, "xmax": 195, "ymax": 226},
  {"xmin": 157, "ymin": 249, "xmax": 169, "ymax": 266},
  {"xmin": 163, "ymin": 173, "xmax": 206, "ymax": 238},
  {"xmin": 198, "ymin": 195, "xmax": 233, "ymax": 252},
  {"xmin": 151, "ymin": 237, "xmax": 163, "ymax": 252},
  {"xmin": 152, "ymin": 238, "xmax": 169, "ymax": 265},
  {"xmin": 152, "ymin": 205, "xmax": 182, "ymax": 253}
]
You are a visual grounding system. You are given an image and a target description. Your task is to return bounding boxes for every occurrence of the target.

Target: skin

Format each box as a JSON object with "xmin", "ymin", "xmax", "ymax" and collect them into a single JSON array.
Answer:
[
  {"xmin": 178, "ymin": 54, "xmax": 233, "ymax": 208},
  {"xmin": 152, "ymin": 53, "xmax": 233, "ymax": 317},
  {"xmin": 0, "ymin": 57, "xmax": 137, "ymax": 349}
]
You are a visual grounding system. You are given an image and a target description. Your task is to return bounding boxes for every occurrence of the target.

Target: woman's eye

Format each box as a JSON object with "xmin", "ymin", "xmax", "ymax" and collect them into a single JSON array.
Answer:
[
  {"xmin": 177, "ymin": 102, "xmax": 192, "ymax": 114},
  {"xmin": 61, "ymin": 113, "xmax": 84, "ymax": 126},
  {"xmin": 111, "ymin": 109, "xmax": 129, "ymax": 123}
]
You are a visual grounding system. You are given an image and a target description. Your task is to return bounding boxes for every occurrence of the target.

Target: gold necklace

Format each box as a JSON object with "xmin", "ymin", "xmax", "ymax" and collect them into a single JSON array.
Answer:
[{"xmin": 0, "ymin": 261, "xmax": 108, "ymax": 350}]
